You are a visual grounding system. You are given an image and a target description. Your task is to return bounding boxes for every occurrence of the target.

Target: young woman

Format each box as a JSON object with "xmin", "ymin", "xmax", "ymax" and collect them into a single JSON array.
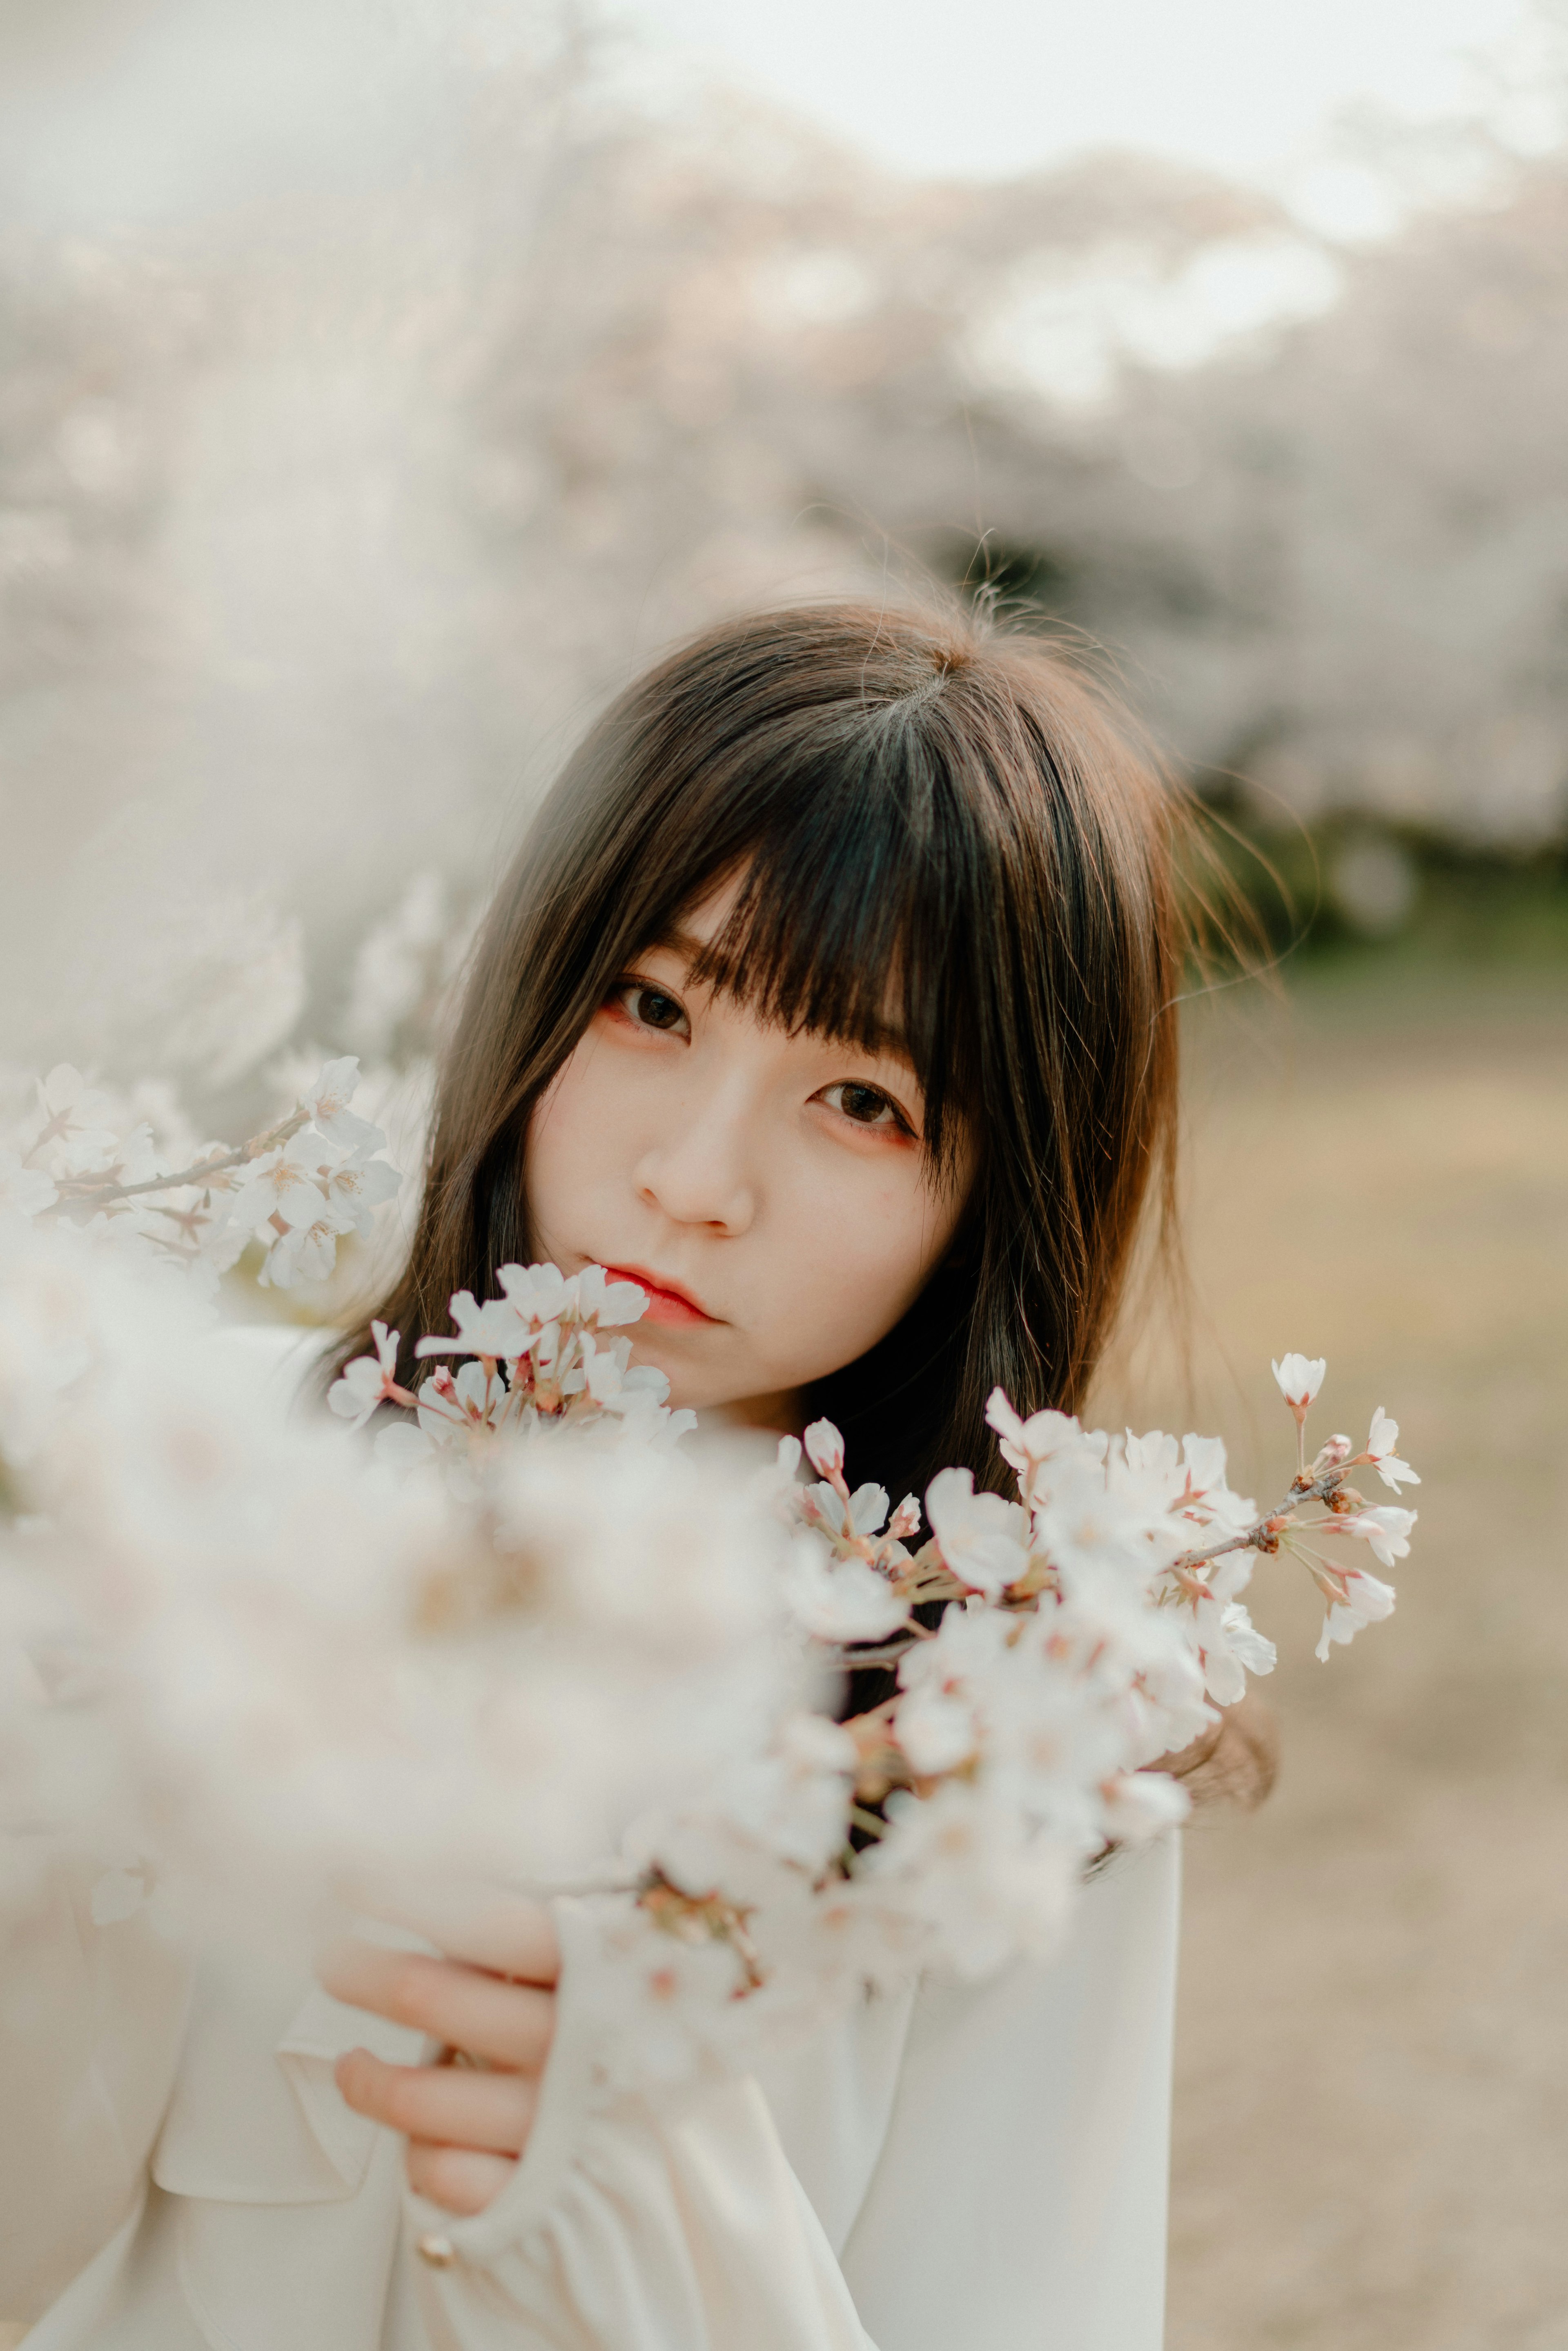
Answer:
[{"xmin": 0, "ymin": 601, "xmax": 1267, "ymax": 2351}]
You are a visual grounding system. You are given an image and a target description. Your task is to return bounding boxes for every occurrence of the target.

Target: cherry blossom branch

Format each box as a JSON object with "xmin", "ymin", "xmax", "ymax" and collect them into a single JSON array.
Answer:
[
  {"xmin": 9, "ymin": 1058, "xmax": 403, "ymax": 1295},
  {"xmin": 49, "ymin": 1111, "xmax": 310, "ymax": 1208},
  {"xmin": 826, "ymin": 1466, "xmax": 1361, "ymax": 1674},
  {"xmin": 1168, "ymin": 1465, "xmax": 1351, "ymax": 1578}
]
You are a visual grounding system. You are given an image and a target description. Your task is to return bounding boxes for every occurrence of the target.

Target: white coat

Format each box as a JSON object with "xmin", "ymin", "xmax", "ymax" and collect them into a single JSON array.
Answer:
[{"xmin": 0, "ymin": 1837, "xmax": 1180, "ymax": 2349}]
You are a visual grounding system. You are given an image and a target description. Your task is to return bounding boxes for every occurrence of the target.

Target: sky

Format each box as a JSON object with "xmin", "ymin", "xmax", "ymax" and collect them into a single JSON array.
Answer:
[{"xmin": 617, "ymin": 0, "xmax": 1555, "ymax": 222}]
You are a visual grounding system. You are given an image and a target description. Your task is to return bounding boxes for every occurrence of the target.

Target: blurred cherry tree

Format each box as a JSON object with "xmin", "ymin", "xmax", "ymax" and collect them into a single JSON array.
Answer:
[{"xmin": 0, "ymin": 0, "xmax": 1564, "ymax": 1142}]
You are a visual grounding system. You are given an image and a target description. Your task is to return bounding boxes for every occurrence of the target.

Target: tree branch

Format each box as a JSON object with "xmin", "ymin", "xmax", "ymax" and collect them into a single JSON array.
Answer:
[
  {"xmin": 823, "ymin": 1465, "xmax": 1351, "ymax": 1673},
  {"xmin": 49, "ymin": 1110, "xmax": 310, "ymax": 1210}
]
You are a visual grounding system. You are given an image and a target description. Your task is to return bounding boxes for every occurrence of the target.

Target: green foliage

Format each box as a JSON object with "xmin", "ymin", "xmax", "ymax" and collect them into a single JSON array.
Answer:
[{"xmin": 1199, "ymin": 806, "xmax": 1568, "ymax": 972}]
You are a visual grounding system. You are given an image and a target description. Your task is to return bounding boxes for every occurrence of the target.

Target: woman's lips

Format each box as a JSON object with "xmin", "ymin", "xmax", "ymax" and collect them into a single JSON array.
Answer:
[{"xmin": 601, "ymin": 1264, "xmax": 718, "ymax": 1328}]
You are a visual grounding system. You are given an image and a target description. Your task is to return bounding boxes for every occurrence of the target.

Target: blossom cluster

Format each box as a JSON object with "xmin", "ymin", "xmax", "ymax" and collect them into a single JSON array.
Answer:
[
  {"xmin": 0, "ymin": 1172, "xmax": 1416, "ymax": 2090},
  {"xmin": 328, "ymin": 1263, "xmax": 693, "ymax": 1455},
  {"xmin": 0, "ymin": 1226, "xmax": 792, "ymax": 1941},
  {"xmin": 562, "ymin": 1347, "xmax": 1415, "ymax": 2077},
  {"xmin": 0, "ymin": 1056, "xmax": 401, "ymax": 1296},
  {"xmin": 310, "ymin": 1286, "xmax": 1417, "ymax": 2083}
]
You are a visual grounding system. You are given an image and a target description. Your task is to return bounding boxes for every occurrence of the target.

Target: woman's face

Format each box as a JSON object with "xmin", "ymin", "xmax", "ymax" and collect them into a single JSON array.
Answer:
[{"xmin": 525, "ymin": 883, "xmax": 974, "ymax": 1423}]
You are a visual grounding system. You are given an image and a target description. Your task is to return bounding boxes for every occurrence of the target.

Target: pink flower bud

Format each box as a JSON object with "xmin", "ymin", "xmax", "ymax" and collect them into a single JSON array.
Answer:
[
  {"xmin": 803, "ymin": 1419, "xmax": 845, "ymax": 1480},
  {"xmin": 887, "ymin": 1495, "xmax": 922, "ymax": 1542}
]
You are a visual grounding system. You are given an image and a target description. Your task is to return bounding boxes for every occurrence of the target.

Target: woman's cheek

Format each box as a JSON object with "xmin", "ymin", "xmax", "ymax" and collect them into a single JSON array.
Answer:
[
  {"xmin": 528, "ymin": 1042, "xmax": 627, "ymax": 1221},
  {"xmin": 797, "ymin": 1177, "xmax": 932, "ymax": 1345}
]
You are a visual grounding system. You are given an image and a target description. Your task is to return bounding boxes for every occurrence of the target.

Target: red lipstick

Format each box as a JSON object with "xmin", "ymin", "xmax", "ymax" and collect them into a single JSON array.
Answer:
[{"xmin": 602, "ymin": 1264, "xmax": 718, "ymax": 1328}]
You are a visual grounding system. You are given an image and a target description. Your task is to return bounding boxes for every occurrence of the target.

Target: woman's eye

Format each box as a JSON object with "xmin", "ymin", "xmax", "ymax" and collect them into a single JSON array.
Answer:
[
  {"xmin": 614, "ymin": 981, "xmax": 689, "ymax": 1036},
  {"xmin": 819, "ymin": 1081, "xmax": 911, "ymax": 1134}
]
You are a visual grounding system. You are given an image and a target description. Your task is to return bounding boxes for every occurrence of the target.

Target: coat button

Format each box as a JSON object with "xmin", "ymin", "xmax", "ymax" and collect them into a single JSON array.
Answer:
[{"xmin": 416, "ymin": 2233, "xmax": 457, "ymax": 2267}]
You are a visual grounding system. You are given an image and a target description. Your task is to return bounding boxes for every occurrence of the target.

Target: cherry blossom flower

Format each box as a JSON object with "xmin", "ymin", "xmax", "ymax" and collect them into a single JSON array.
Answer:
[
  {"xmin": 886, "ymin": 1495, "xmax": 921, "ymax": 1542},
  {"xmin": 1272, "ymin": 1353, "xmax": 1327, "ymax": 1418},
  {"xmin": 258, "ymin": 1205, "xmax": 357, "ymax": 1288},
  {"xmin": 301, "ymin": 1057, "xmax": 385, "ymax": 1152},
  {"xmin": 1341, "ymin": 1503, "xmax": 1417, "ymax": 1570},
  {"xmin": 226, "ymin": 1142, "xmax": 332, "ymax": 1236},
  {"xmin": 497, "ymin": 1260, "xmax": 572, "ymax": 1325},
  {"xmin": 414, "ymin": 1358, "xmax": 494, "ymax": 1442},
  {"xmin": 1190, "ymin": 1565, "xmax": 1278, "ymax": 1705},
  {"xmin": 1030, "ymin": 1449, "xmax": 1163, "ymax": 1589},
  {"xmin": 1176, "ymin": 1432, "xmax": 1228, "ymax": 1492},
  {"xmin": 864, "ymin": 1780, "xmax": 1077, "ymax": 1980},
  {"xmin": 581, "ymin": 1905, "xmax": 755, "ymax": 2086},
  {"xmin": 924, "ymin": 1466, "xmax": 1031, "ymax": 1596},
  {"xmin": 414, "ymin": 1288, "xmax": 537, "ymax": 1362},
  {"xmin": 895, "ymin": 1680, "xmax": 980, "ymax": 1776},
  {"xmin": 666, "ymin": 1713, "xmax": 860, "ymax": 1885},
  {"xmin": 327, "ymin": 1321, "xmax": 404, "ymax": 1430},
  {"xmin": 321, "ymin": 1143, "xmax": 402, "ymax": 1239},
  {"xmin": 802, "ymin": 1420, "xmax": 845, "ymax": 1479},
  {"xmin": 3, "ymin": 1055, "xmax": 403, "ymax": 1310},
  {"xmin": 29, "ymin": 1065, "xmax": 119, "ymax": 1161},
  {"xmin": 372, "ymin": 1421, "xmax": 434, "ymax": 1471},
  {"xmin": 1362, "ymin": 1406, "xmax": 1420, "ymax": 1491},
  {"xmin": 984, "ymin": 1388, "xmax": 1100, "ymax": 1498},
  {"xmin": 784, "ymin": 1540, "xmax": 910, "ymax": 1644},
  {"xmin": 1315, "ymin": 1567, "xmax": 1397, "ymax": 1660},
  {"xmin": 801, "ymin": 1477, "xmax": 891, "ymax": 1543},
  {"xmin": 571, "ymin": 1264, "xmax": 650, "ymax": 1326}
]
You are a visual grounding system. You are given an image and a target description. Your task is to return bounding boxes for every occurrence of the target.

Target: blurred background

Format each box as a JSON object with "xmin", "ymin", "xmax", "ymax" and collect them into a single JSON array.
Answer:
[{"xmin": 0, "ymin": 0, "xmax": 1565, "ymax": 2340}]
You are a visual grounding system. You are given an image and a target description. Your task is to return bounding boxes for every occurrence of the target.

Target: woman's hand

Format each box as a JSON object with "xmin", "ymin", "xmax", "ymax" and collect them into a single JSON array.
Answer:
[{"xmin": 320, "ymin": 1886, "xmax": 559, "ymax": 2217}]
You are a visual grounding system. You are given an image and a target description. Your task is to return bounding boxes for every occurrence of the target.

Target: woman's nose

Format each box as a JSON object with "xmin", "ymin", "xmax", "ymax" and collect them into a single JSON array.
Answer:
[{"xmin": 632, "ymin": 1083, "xmax": 757, "ymax": 1234}]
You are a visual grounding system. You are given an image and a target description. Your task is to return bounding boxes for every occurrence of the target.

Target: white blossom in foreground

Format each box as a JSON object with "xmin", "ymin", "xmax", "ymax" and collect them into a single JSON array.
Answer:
[
  {"xmin": 327, "ymin": 1319, "xmax": 402, "ymax": 1430},
  {"xmin": 0, "ymin": 1230, "xmax": 793, "ymax": 1939},
  {"xmin": 0, "ymin": 1220, "xmax": 1415, "ymax": 2092}
]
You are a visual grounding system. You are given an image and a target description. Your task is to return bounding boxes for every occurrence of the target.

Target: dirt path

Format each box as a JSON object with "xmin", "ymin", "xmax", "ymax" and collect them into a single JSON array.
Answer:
[{"xmin": 1110, "ymin": 972, "xmax": 1568, "ymax": 2350}]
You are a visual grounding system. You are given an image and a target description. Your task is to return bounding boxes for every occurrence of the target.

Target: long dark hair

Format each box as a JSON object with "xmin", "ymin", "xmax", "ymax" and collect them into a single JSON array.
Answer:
[{"xmin": 334, "ymin": 599, "xmax": 1193, "ymax": 1507}]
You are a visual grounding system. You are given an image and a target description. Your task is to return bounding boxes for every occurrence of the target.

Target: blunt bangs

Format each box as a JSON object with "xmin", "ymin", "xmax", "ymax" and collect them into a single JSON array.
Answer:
[{"xmin": 673, "ymin": 731, "xmax": 982, "ymax": 1169}]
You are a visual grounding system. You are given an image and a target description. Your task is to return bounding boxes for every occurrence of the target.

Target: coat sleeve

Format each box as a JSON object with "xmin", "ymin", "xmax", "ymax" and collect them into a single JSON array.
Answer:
[
  {"xmin": 838, "ymin": 1834, "xmax": 1182, "ymax": 2351},
  {"xmin": 399, "ymin": 1839, "xmax": 1179, "ymax": 2351},
  {"xmin": 399, "ymin": 1899, "xmax": 878, "ymax": 2351},
  {"xmin": 0, "ymin": 1849, "xmax": 191, "ymax": 2323}
]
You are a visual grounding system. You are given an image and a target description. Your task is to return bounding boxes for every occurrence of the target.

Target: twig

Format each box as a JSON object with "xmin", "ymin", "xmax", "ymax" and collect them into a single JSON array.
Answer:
[
  {"xmin": 1168, "ymin": 1465, "xmax": 1348, "ymax": 1576},
  {"xmin": 823, "ymin": 1465, "xmax": 1352, "ymax": 1672},
  {"xmin": 49, "ymin": 1110, "xmax": 310, "ymax": 1210}
]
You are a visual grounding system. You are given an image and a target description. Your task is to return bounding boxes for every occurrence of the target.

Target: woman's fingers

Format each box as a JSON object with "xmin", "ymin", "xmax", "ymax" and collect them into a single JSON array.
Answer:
[
  {"xmin": 335, "ymin": 2048, "xmax": 539, "ymax": 2154},
  {"xmin": 319, "ymin": 1939, "xmax": 555, "ymax": 2072},
  {"xmin": 336, "ymin": 1874, "xmax": 560, "ymax": 1983},
  {"xmin": 405, "ymin": 2139, "xmax": 517, "ymax": 2217}
]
